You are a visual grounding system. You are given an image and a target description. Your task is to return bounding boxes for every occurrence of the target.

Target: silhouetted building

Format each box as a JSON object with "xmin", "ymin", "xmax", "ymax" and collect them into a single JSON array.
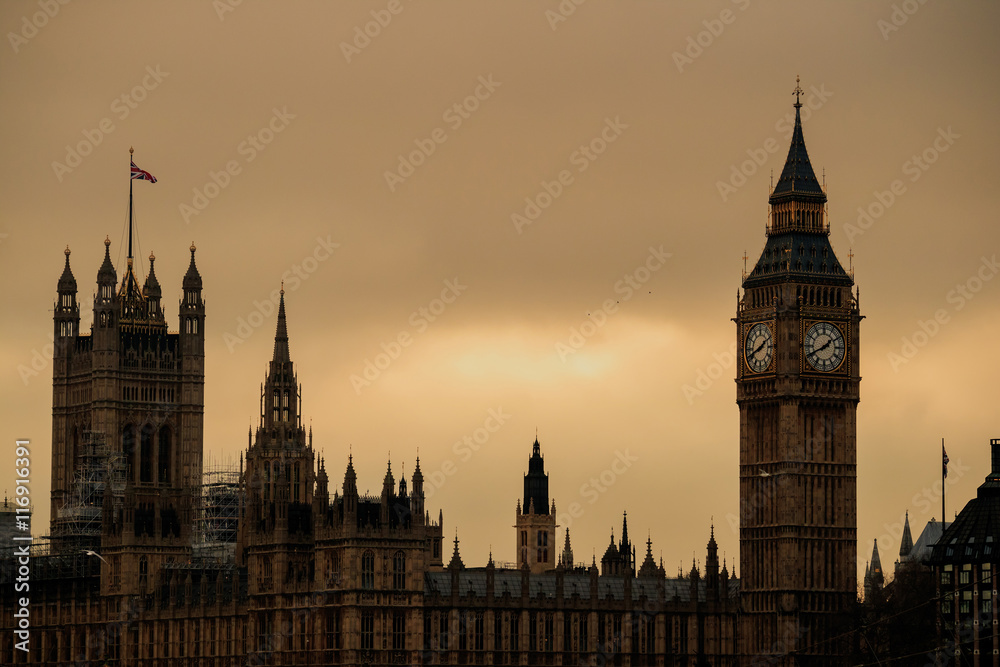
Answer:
[{"xmin": 932, "ymin": 438, "xmax": 1000, "ymax": 662}]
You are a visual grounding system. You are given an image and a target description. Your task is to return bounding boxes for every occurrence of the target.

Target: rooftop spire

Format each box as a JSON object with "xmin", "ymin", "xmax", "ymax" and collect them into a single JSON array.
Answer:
[
  {"xmin": 273, "ymin": 284, "xmax": 290, "ymax": 363},
  {"xmin": 770, "ymin": 76, "xmax": 825, "ymax": 204},
  {"xmin": 899, "ymin": 510, "xmax": 914, "ymax": 559},
  {"xmin": 183, "ymin": 242, "xmax": 202, "ymax": 290},
  {"xmin": 58, "ymin": 246, "xmax": 76, "ymax": 290}
]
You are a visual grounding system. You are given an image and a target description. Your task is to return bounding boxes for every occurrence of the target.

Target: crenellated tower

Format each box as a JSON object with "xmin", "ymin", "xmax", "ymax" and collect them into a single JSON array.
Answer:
[{"xmin": 736, "ymin": 79, "xmax": 861, "ymax": 664}]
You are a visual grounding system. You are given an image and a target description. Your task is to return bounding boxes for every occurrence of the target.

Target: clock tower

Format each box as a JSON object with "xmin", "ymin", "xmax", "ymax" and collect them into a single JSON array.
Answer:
[{"xmin": 736, "ymin": 80, "xmax": 861, "ymax": 664}]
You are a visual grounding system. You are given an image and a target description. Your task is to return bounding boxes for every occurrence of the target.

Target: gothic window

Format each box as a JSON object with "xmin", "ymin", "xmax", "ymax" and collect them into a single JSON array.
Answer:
[
  {"xmin": 393, "ymin": 612, "xmax": 406, "ymax": 650},
  {"xmin": 393, "ymin": 551, "xmax": 406, "ymax": 590},
  {"xmin": 362, "ymin": 550, "xmax": 375, "ymax": 590},
  {"xmin": 361, "ymin": 611, "xmax": 375, "ymax": 650},
  {"xmin": 261, "ymin": 556, "xmax": 273, "ymax": 591},
  {"xmin": 122, "ymin": 425, "xmax": 136, "ymax": 480},
  {"xmin": 474, "ymin": 612, "xmax": 484, "ymax": 651},
  {"xmin": 139, "ymin": 556, "xmax": 148, "ymax": 590},
  {"xmin": 158, "ymin": 426, "xmax": 171, "ymax": 485},
  {"xmin": 439, "ymin": 613, "xmax": 449, "ymax": 651},
  {"xmin": 140, "ymin": 424, "xmax": 154, "ymax": 483}
]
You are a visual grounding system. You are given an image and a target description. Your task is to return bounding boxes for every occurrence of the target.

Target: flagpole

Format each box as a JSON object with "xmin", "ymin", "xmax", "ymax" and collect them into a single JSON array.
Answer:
[{"xmin": 128, "ymin": 147, "xmax": 134, "ymax": 261}]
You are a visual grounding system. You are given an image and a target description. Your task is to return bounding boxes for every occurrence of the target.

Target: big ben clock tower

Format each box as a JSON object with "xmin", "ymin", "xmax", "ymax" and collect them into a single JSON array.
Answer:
[{"xmin": 736, "ymin": 80, "xmax": 861, "ymax": 664}]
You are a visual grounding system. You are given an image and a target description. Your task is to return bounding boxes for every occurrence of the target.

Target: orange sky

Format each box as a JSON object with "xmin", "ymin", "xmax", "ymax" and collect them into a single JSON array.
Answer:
[{"xmin": 2, "ymin": 1, "xmax": 999, "ymax": 586}]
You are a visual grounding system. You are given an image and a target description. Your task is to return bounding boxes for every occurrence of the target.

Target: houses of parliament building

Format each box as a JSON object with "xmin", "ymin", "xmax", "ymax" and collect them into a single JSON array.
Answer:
[{"xmin": 1, "ymin": 86, "xmax": 861, "ymax": 665}]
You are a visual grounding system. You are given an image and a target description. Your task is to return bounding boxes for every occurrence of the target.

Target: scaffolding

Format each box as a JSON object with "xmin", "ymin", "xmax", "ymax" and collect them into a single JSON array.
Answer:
[
  {"xmin": 49, "ymin": 430, "xmax": 126, "ymax": 552},
  {"xmin": 195, "ymin": 464, "xmax": 241, "ymax": 562}
]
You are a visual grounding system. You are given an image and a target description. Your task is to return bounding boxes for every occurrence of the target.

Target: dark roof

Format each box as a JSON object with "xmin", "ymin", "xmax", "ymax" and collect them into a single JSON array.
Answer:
[
  {"xmin": 424, "ymin": 569, "xmax": 738, "ymax": 604},
  {"xmin": 931, "ymin": 442, "xmax": 1000, "ymax": 564},
  {"xmin": 770, "ymin": 103, "xmax": 826, "ymax": 204},
  {"xmin": 743, "ymin": 232, "xmax": 852, "ymax": 289}
]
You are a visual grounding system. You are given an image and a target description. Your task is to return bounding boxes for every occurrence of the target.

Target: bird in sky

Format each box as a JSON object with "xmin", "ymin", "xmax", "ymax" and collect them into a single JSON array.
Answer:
[
  {"xmin": 83, "ymin": 549, "xmax": 108, "ymax": 564},
  {"xmin": 759, "ymin": 469, "xmax": 771, "ymax": 477}
]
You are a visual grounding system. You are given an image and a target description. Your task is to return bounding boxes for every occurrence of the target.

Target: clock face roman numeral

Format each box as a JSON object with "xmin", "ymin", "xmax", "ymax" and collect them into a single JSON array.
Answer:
[
  {"xmin": 744, "ymin": 322, "xmax": 774, "ymax": 373},
  {"xmin": 804, "ymin": 321, "xmax": 846, "ymax": 372}
]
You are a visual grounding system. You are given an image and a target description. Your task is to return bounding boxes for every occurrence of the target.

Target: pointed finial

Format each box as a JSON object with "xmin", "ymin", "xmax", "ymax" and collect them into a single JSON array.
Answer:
[
  {"xmin": 190, "ymin": 242, "xmax": 196, "ymax": 253},
  {"xmin": 793, "ymin": 75, "xmax": 803, "ymax": 108},
  {"xmin": 129, "ymin": 146, "xmax": 134, "ymax": 155},
  {"xmin": 65, "ymin": 245, "xmax": 71, "ymax": 258},
  {"xmin": 280, "ymin": 280, "xmax": 284, "ymax": 296},
  {"xmin": 105, "ymin": 236, "xmax": 111, "ymax": 248}
]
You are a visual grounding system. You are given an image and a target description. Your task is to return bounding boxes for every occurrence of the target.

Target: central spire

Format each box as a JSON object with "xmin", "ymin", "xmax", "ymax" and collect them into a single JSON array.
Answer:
[
  {"xmin": 260, "ymin": 287, "xmax": 300, "ymax": 430},
  {"xmin": 273, "ymin": 285, "xmax": 290, "ymax": 363},
  {"xmin": 770, "ymin": 76, "xmax": 825, "ymax": 205}
]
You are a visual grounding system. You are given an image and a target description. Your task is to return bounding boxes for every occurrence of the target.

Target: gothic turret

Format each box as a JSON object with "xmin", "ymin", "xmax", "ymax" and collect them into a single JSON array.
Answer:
[
  {"xmin": 899, "ymin": 511, "xmax": 914, "ymax": 560},
  {"xmin": 54, "ymin": 246, "xmax": 80, "ymax": 346},
  {"xmin": 411, "ymin": 457, "xmax": 425, "ymax": 525},
  {"xmin": 94, "ymin": 237, "xmax": 118, "ymax": 351},
  {"xmin": 143, "ymin": 251, "xmax": 164, "ymax": 322},
  {"xmin": 179, "ymin": 243, "xmax": 205, "ymax": 356},
  {"xmin": 523, "ymin": 436, "xmax": 548, "ymax": 515},
  {"xmin": 260, "ymin": 289, "xmax": 299, "ymax": 431},
  {"xmin": 706, "ymin": 525, "xmax": 720, "ymax": 599},
  {"xmin": 864, "ymin": 539, "xmax": 884, "ymax": 601}
]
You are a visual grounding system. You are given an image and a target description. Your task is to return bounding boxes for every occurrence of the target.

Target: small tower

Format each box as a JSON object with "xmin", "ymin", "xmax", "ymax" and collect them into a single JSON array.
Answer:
[
  {"xmin": 560, "ymin": 528, "xmax": 574, "ymax": 568},
  {"xmin": 514, "ymin": 436, "xmax": 557, "ymax": 573},
  {"xmin": 54, "ymin": 246, "xmax": 80, "ymax": 347},
  {"xmin": 864, "ymin": 539, "xmax": 885, "ymax": 601},
  {"xmin": 706, "ymin": 525, "xmax": 720, "ymax": 600},
  {"xmin": 899, "ymin": 511, "xmax": 914, "ymax": 562}
]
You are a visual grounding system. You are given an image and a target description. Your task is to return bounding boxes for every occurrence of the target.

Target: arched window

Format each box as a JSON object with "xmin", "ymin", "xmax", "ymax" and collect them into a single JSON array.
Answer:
[
  {"xmin": 122, "ymin": 425, "xmax": 136, "ymax": 480},
  {"xmin": 393, "ymin": 551, "xmax": 406, "ymax": 590},
  {"xmin": 362, "ymin": 551, "xmax": 375, "ymax": 590},
  {"xmin": 158, "ymin": 426, "xmax": 172, "ymax": 485},
  {"xmin": 140, "ymin": 424, "xmax": 154, "ymax": 483},
  {"xmin": 139, "ymin": 556, "xmax": 148, "ymax": 590}
]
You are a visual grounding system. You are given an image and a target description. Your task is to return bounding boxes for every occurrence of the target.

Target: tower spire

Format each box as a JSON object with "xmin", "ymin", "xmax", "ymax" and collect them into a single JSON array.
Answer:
[
  {"xmin": 273, "ymin": 283, "xmax": 290, "ymax": 363},
  {"xmin": 770, "ymin": 78, "xmax": 824, "ymax": 205}
]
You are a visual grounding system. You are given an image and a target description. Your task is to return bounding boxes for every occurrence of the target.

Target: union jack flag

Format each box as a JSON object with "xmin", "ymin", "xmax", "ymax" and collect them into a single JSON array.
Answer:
[
  {"xmin": 130, "ymin": 160, "xmax": 157, "ymax": 183},
  {"xmin": 943, "ymin": 445, "xmax": 949, "ymax": 478}
]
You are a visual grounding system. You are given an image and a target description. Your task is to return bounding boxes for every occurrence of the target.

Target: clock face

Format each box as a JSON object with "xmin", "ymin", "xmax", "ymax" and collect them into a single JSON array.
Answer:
[
  {"xmin": 744, "ymin": 322, "xmax": 774, "ymax": 373},
  {"xmin": 804, "ymin": 321, "xmax": 846, "ymax": 372}
]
